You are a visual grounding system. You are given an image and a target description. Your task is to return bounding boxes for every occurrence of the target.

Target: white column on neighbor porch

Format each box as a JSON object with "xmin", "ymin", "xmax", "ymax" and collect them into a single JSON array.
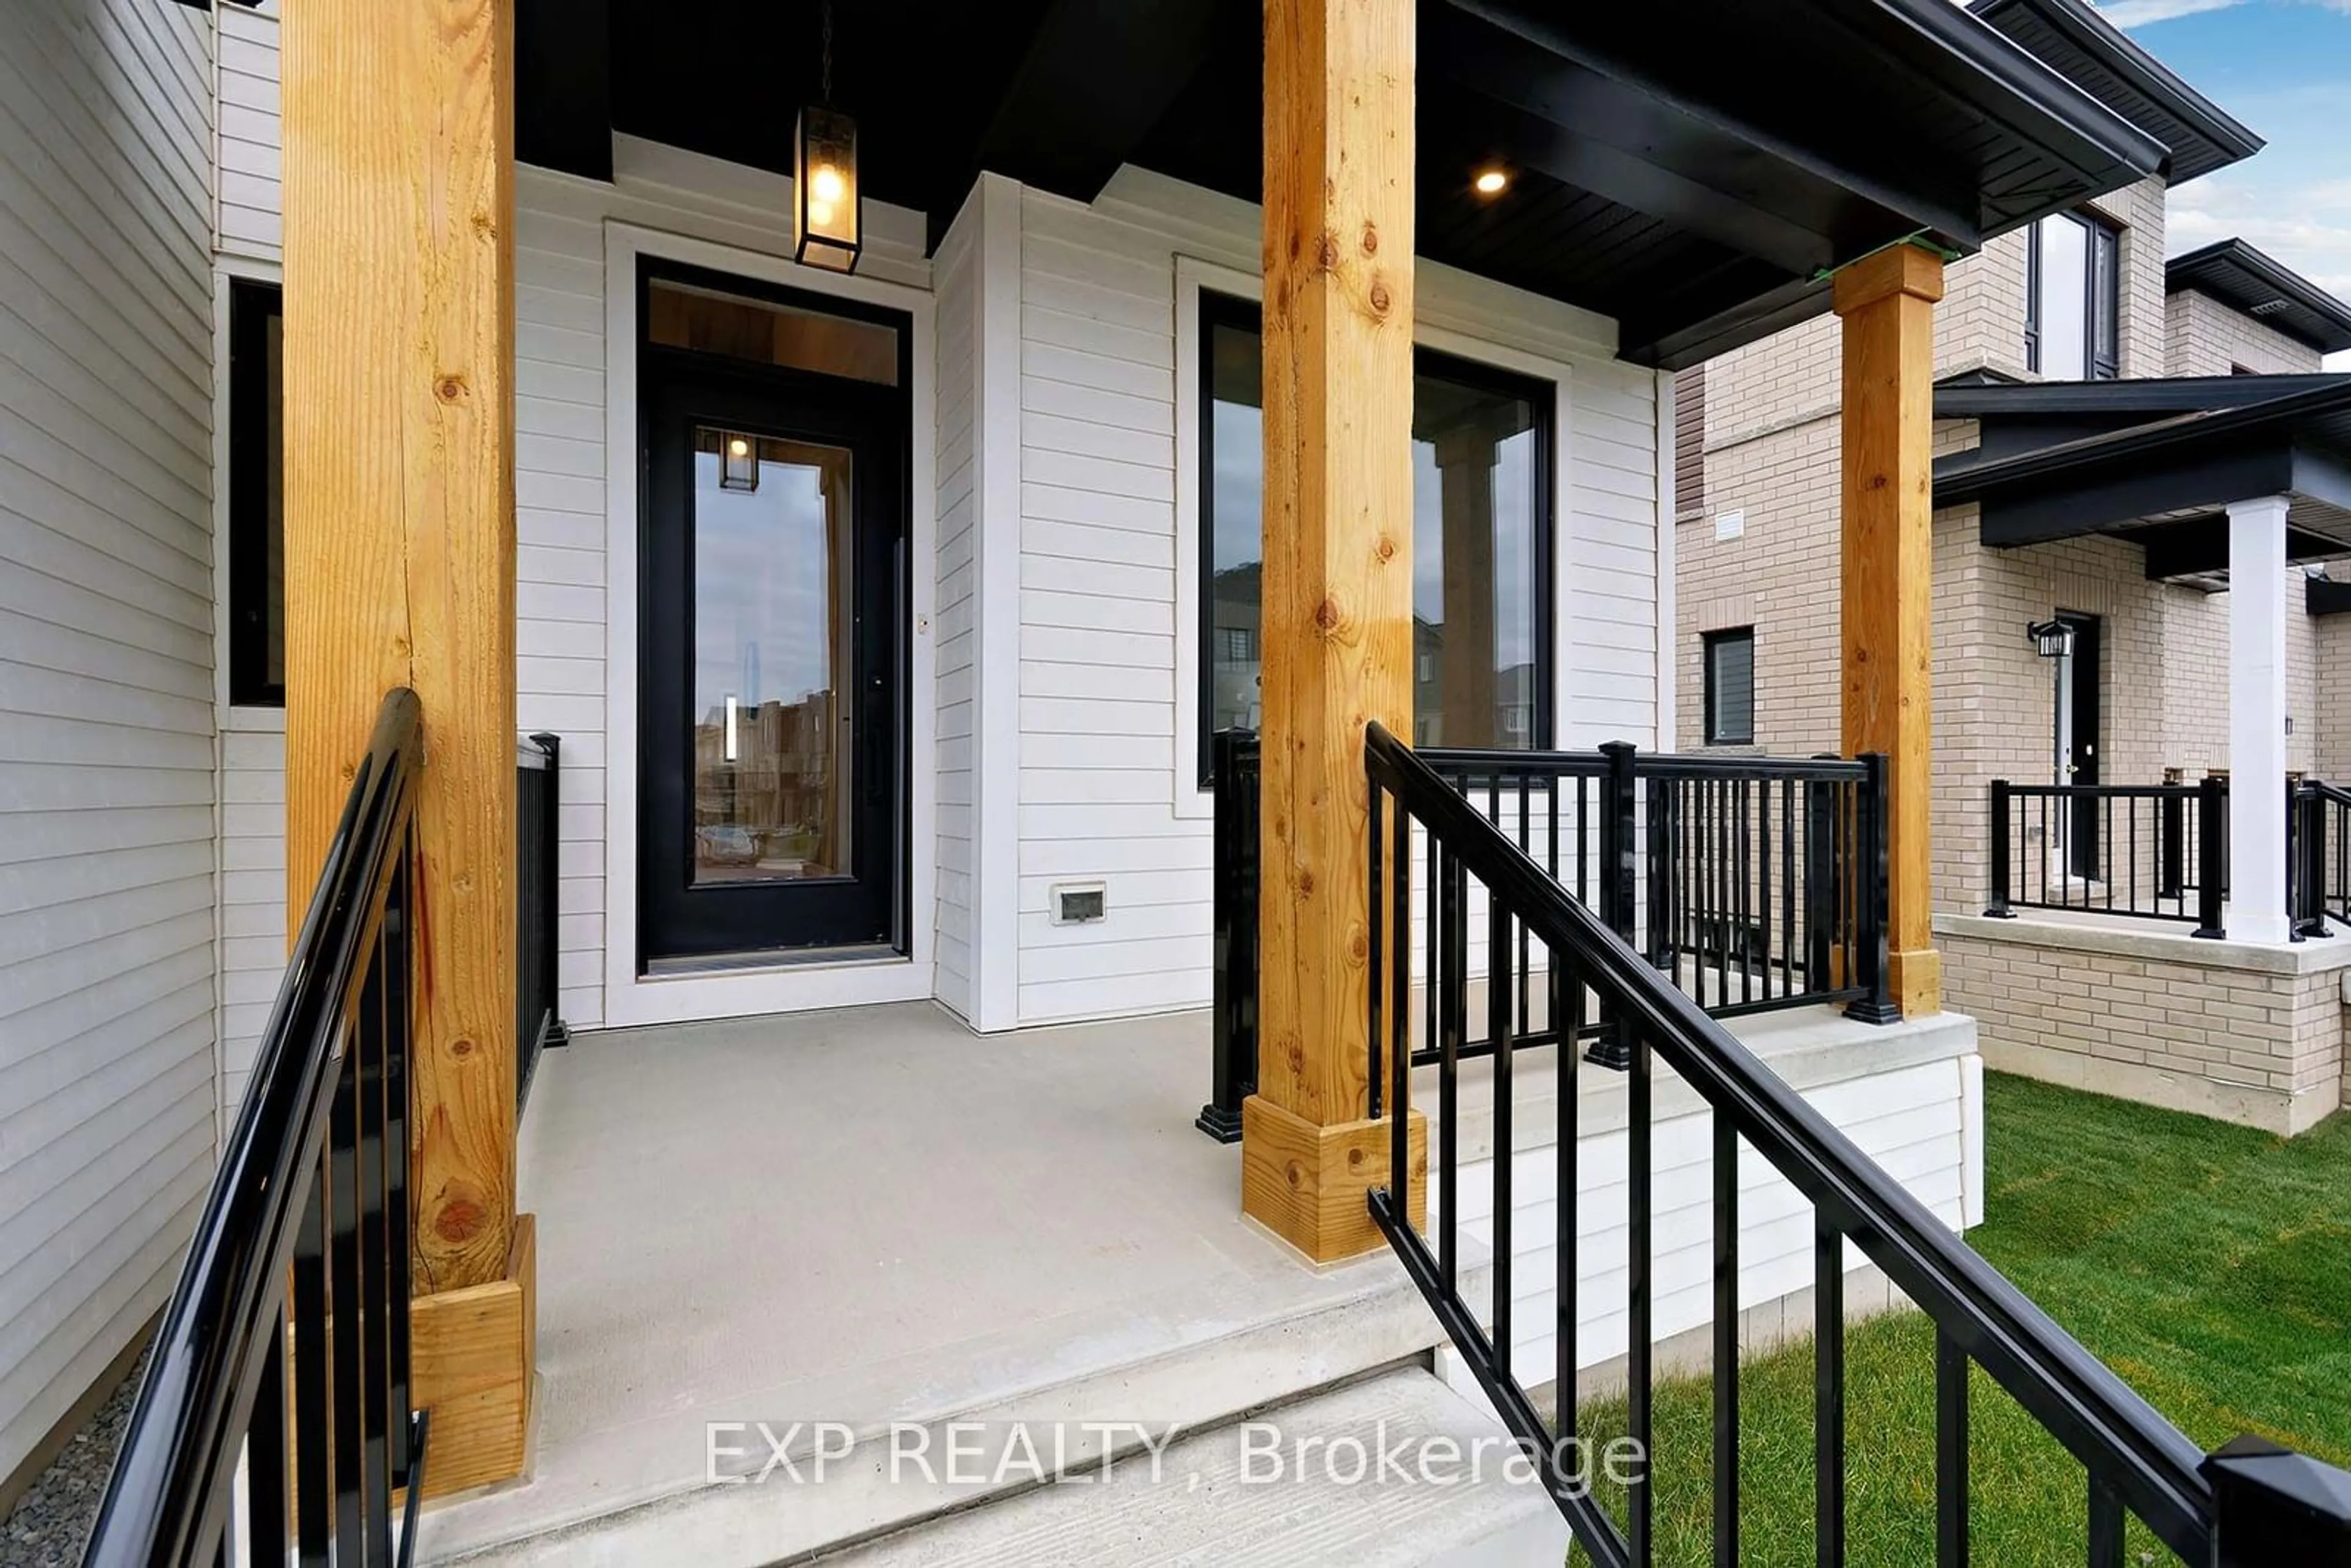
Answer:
[{"xmin": 2227, "ymin": 493, "xmax": 2293, "ymax": 944}]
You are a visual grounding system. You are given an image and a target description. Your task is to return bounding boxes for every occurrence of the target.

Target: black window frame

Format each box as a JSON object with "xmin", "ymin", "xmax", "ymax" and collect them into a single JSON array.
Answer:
[
  {"xmin": 2024, "ymin": 210, "xmax": 2121, "ymax": 381},
  {"xmin": 227, "ymin": 278, "xmax": 284, "ymax": 708},
  {"xmin": 1703, "ymin": 627, "xmax": 1755, "ymax": 746},
  {"xmin": 1194, "ymin": 291, "xmax": 1557, "ymax": 786}
]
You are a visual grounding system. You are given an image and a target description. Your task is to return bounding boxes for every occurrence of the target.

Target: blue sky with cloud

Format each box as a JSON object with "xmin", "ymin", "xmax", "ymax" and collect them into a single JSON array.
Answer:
[{"xmin": 2087, "ymin": 0, "xmax": 2351, "ymax": 366}]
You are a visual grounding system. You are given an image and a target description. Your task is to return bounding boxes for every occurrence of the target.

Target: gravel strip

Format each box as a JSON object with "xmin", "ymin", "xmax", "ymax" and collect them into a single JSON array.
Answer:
[{"xmin": 1, "ymin": 1347, "xmax": 146, "ymax": 1568}]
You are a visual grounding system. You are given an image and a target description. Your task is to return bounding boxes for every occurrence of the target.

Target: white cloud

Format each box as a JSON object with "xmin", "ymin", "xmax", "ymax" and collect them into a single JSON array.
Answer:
[{"xmin": 2091, "ymin": 0, "xmax": 2246, "ymax": 24}]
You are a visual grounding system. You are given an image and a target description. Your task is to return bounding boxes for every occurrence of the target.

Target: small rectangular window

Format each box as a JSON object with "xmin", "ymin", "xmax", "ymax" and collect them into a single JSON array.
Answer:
[
  {"xmin": 228, "ymin": 279, "xmax": 284, "ymax": 708},
  {"xmin": 1704, "ymin": 629, "xmax": 1754, "ymax": 746}
]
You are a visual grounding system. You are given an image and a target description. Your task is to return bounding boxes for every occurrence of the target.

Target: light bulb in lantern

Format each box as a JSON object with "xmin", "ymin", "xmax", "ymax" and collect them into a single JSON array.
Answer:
[{"xmin": 811, "ymin": 165, "xmax": 847, "ymax": 203}]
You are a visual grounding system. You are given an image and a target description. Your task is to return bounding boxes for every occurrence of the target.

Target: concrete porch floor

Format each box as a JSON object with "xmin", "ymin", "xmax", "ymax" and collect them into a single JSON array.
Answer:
[{"xmin": 414, "ymin": 1002, "xmax": 1448, "ymax": 1564}]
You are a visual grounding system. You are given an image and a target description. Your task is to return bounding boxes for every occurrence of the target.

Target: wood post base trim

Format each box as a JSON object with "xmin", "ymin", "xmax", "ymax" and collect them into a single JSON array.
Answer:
[
  {"xmin": 409, "ymin": 1212, "xmax": 536, "ymax": 1498},
  {"xmin": 1240, "ymin": 1098, "xmax": 1427, "ymax": 1265},
  {"xmin": 1891, "ymin": 948, "xmax": 1941, "ymax": 1019}
]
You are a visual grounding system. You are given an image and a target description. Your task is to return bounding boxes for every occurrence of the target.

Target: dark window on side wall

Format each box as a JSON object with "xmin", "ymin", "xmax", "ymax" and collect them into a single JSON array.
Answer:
[
  {"xmin": 1198, "ymin": 293, "xmax": 1553, "ymax": 782},
  {"xmin": 228, "ymin": 279, "xmax": 285, "ymax": 707},
  {"xmin": 1704, "ymin": 629, "xmax": 1753, "ymax": 746},
  {"xmin": 2025, "ymin": 211, "xmax": 2120, "ymax": 381}
]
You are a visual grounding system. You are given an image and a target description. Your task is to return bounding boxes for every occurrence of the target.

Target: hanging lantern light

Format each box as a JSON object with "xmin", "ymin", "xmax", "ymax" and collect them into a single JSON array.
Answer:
[
  {"xmin": 793, "ymin": 1, "xmax": 861, "ymax": 274},
  {"xmin": 720, "ymin": 433, "xmax": 760, "ymax": 493}
]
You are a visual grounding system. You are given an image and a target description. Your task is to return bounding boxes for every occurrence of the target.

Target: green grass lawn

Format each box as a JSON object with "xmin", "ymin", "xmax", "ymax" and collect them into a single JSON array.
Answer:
[{"xmin": 1567, "ymin": 1073, "xmax": 2351, "ymax": 1566}]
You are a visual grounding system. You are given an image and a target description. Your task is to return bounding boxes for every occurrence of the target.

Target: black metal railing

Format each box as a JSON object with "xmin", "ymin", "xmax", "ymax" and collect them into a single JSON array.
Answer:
[
  {"xmin": 1202, "ymin": 729, "xmax": 1891, "ymax": 1139},
  {"xmin": 1987, "ymin": 778, "xmax": 2224, "ymax": 935},
  {"xmin": 517, "ymin": 732, "xmax": 567, "ymax": 1109},
  {"xmin": 85, "ymin": 690, "xmax": 429, "ymax": 1568},
  {"xmin": 2293, "ymin": 780, "xmax": 2350, "ymax": 936},
  {"xmin": 1362, "ymin": 719, "xmax": 2351, "ymax": 1568}
]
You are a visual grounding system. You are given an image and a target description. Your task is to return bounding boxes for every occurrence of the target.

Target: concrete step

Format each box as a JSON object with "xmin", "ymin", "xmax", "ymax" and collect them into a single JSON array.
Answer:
[
  {"xmin": 814, "ymin": 1368, "xmax": 1570, "ymax": 1568},
  {"xmin": 424, "ymin": 1256, "xmax": 1488, "ymax": 1568}
]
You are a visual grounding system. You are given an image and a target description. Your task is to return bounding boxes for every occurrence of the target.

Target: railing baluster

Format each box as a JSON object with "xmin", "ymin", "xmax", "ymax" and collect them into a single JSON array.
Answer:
[
  {"xmin": 2088, "ymin": 1479, "xmax": 2124, "ymax": 1568},
  {"xmin": 1758, "ymin": 778, "xmax": 1774, "ymax": 1000},
  {"xmin": 295, "ymin": 1172, "xmax": 329, "ymax": 1568},
  {"xmin": 1441, "ymin": 844, "xmax": 1463, "ymax": 1294},
  {"xmin": 359, "ymin": 925, "xmax": 396, "ymax": 1566},
  {"xmin": 1558, "ymin": 936, "xmax": 1581, "ymax": 1450},
  {"xmin": 251, "ymin": 1306, "xmax": 289, "ymax": 1568},
  {"xmin": 1492, "ymin": 906, "xmax": 1515, "ymax": 1371},
  {"xmin": 330, "ymin": 1042, "xmax": 364, "ymax": 1558},
  {"xmin": 1628, "ymin": 1022, "xmax": 1654, "ymax": 1566},
  {"xmin": 1392, "ymin": 786, "xmax": 1411, "ymax": 1221},
  {"xmin": 1713, "ymin": 1114, "xmax": 1739, "ymax": 1567},
  {"xmin": 1937, "ymin": 1329, "xmax": 1969, "ymax": 1568},
  {"xmin": 1368, "ymin": 782, "xmax": 1385, "ymax": 1123},
  {"xmin": 1817, "ymin": 1214, "xmax": 1845, "ymax": 1568},
  {"xmin": 384, "ymin": 852, "xmax": 414, "ymax": 1491}
]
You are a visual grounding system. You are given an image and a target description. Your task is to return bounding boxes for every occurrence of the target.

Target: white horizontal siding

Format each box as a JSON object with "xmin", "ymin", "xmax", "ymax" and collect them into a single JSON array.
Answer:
[
  {"xmin": 931, "ymin": 204, "xmax": 980, "ymax": 1021},
  {"xmin": 213, "ymin": 0, "xmax": 279, "ymax": 261},
  {"xmin": 217, "ymin": 722, "xmax": 282, "ymax": 1116},
  {"xmin": 1010, "ymin": 171, "xmax": 1659, "ymax": 1026},
  {"xmin": 1441, "ymin": 1054, "xmax": 1978, "ymax": 1391},
  {"xmin": 1, "ymin": 0, "xmax": 217, "ymax": 1490}
]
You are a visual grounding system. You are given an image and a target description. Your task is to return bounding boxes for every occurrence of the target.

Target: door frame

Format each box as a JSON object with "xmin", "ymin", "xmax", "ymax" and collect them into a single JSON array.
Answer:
[{"xmin": 603, "ymin": 222, "xmax": 937, "ymax": 1029}]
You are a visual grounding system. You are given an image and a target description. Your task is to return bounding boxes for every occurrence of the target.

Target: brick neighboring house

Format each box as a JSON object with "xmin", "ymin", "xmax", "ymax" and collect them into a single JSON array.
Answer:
[{"xmin": 1675, "ymin": 0, "xmax": 2351, "ymax": 1136}]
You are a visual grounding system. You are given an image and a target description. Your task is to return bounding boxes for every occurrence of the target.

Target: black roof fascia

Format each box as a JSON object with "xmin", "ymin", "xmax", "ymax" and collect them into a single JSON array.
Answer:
[
  {"xmin": 1968, "ymin": 0, "xmax": 2262, "ymax": 182},
  {"xmin": 2165, "ymin": 239, "xmax": 2351, "ymax": 356},
  {"xmin": 1939, "ymin": 379, "xmax": 2351, "ymax": 509},
  {"xmin": 1937, "ymin": 373, "xmax": 2351, "ymax": 420},
  {"xmin": 2309, "ymin": 574, "xmax": 2351, "ymax": 616},
  {"xmin": 1974, "ymin": 444, "xmax": 2295, "ymax": 546}
]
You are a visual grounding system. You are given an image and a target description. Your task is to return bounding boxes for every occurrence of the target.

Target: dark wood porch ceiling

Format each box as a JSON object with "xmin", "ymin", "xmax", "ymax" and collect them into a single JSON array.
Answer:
[{"xmin": 535, "ymin": 0, "xmax": 2162, "ymax": 368}]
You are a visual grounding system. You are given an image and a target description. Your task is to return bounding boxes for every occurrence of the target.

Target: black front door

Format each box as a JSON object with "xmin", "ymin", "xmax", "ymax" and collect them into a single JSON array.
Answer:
[
  {"xmin": 638, "ymin": 304, "xmax": 907, "ymax": 968},
  {"xmin": 2063, "ymin": 612, "xmax": 2101, "ymax": 879}
]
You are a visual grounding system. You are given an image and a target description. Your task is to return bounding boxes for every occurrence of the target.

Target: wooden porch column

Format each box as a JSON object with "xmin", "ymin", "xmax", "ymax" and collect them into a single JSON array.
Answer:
[
  {"xmin": 282, "ymin": 0, "xmax": 534, "ymax": 1493},
  {"xmin": 1834, "ymin": 244, "xmax": 1945, "ymax": 1017},
  {"xmin": 1243, "ymin": 0, "xmax": 1427, "ymax": 1263}
]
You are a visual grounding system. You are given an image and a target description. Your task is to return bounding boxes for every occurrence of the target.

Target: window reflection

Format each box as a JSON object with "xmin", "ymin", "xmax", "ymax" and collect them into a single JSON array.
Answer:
[
  {"xmin": 691, "ymin": 429, "xmax": 855, "ymax": 883},
  {"xmin": 1202, "ymin": 304, "xmax": 1548, "ymax": 764}
]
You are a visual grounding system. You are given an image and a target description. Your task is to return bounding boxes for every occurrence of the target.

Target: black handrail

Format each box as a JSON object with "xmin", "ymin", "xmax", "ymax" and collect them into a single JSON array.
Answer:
[
  {"xmin": 1203, "ymin": 728, "xmax": 1891, "ymax": 1137},
  {"xmin": 1363, "ymin": 720, "xmax": 2351, "ymax": 1567},
  {"xmin": 85, "ymin": 690, "xmax": 429, "ymax": 1568},
  {"xmin": 517, "ymin": 732, "xmax": 568, "ymax": 1109}
]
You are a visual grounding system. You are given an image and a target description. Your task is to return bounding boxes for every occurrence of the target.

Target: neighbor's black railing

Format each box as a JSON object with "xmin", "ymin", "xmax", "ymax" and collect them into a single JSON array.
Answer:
[
  {"xmin": 2293, "ymin": 780, "xmax": 2350, "ymax": 937},
  {"xmin": 1202, "ymin": 728, "xmax": 1891, "ymax": 1139},
  {"xmin": 1987, "ymin": 777, "xmax": 2225, "ymax": 936},
  {"xmin": 1362, "ymin": 720, "xmax": 2351, "ymax": 1568},
  {"xmin": 517, "ymin": 732, "xmax": 568, "ymax": 1110},
  {"xmin": 85, "ymin": 690, "xmax": 429, "ymax": 1568}
]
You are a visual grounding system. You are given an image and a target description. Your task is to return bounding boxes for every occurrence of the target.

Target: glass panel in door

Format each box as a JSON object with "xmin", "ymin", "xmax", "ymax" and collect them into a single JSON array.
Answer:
[{"xmin": 689, "ymin": 428, "xmax": 855, "ymax": 887}]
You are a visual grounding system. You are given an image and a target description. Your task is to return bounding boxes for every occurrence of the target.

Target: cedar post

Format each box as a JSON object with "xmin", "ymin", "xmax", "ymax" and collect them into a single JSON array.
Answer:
[
  {"xmin": 281, "ymin": 0, "xmax": 534, "ymax": 1492},
  {"xmin": 1242, "ymin": 0, "xmax": 1428, "ymax": 1262},
  {"xmin": 1833, "ymin": 244, "xmax": 1945, "ymax": 1017}
]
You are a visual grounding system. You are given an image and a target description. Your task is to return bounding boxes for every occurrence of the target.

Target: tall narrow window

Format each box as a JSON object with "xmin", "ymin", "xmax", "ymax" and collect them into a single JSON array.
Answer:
[
  {"xmin": 1704, "ymin": 629, "xmax": 1754, "ymax": 746},
  {"xmin": 228, "ymin": 280, "xmax": 285, "ymax": 707},
  {"xmin": 2025, "ymin": 211, "xmax": 2120, "ymax": 381},
  {"xmin": 1198, "ymin": 294, "xmax": 1553, "ymax": 781}
]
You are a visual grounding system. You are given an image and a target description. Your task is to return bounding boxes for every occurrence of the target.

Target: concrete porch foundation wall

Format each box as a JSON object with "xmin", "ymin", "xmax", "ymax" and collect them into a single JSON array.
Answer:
[
  {"xmin": 1938, "ymin": 912, "xmax": 2349, "ymax": 1135},
  {"xmin": 1431, "ymin": 1006, "xmax": 1982, "ymax": 1400}
]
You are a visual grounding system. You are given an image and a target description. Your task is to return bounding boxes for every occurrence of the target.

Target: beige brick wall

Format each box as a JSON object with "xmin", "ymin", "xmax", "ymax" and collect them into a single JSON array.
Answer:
[
  {"xmin": 2319, "ymin": 613, "xmax": 2351, "ymax": 783},
  {"xmin": 1942, "ymin": 921, "xmax": 2346, "ymax": 1134},
  {"xmin": 2165, "ymin": 289, "xmax": 2327, "ymax": 377},
  {"xmin": 1678, "ymin": 174, "xmax": 2346, "ymax": 915}
]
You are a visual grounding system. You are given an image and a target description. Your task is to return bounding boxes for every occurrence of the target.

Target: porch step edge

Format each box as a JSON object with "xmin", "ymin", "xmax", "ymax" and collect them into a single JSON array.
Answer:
[
  {"xmin": 423, "ymin": 1259, "xmax": 1485, "ymax": 1568},
  {"xmin": 805, "ymin": 1366, "xmax": 1570, "ymax": 1568}
]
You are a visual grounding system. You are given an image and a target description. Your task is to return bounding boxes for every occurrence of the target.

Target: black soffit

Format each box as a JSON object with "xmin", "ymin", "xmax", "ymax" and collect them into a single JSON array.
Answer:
[
  {"xmin": 2167, "ymin": 239, "xmax": 2351, "ymax": 357},
  {"xmin": 1968, "ymin": 0, "xmax": 2262, "ymax": 184},
  {"xmin": 566, "ymin": 0, "xmax": 2161, "ymax": 369}
]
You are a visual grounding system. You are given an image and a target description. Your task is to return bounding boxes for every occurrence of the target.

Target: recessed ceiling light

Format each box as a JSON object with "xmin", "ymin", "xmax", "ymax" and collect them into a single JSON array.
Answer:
[{"xmin": 1474, "ymin": 168, "xmax": 1509, "ymax": 196}]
